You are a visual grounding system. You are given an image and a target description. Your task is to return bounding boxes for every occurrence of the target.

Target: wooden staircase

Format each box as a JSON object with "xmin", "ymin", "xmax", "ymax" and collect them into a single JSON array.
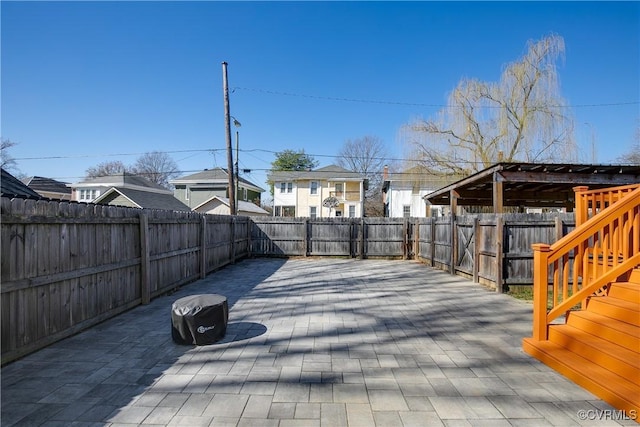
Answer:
[
  {"xmin": 523, "ymin": 185, "xmax": 640, "ymax": 419},
  {"xmin": 523, "ymin": 268, "xmax": 640, "ymax": 415}
]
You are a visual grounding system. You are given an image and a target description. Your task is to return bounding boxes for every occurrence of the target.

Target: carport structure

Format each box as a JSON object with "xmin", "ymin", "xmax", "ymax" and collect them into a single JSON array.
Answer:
[{"xmin": 424, "ymin": 162, "xmax": 640, "ymax": 213}]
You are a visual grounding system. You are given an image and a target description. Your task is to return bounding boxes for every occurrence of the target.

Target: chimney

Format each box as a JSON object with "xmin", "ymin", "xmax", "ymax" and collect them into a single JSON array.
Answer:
[{"xmin": 383, "ymin": 165, "xmax": 389, "ymax": 181}]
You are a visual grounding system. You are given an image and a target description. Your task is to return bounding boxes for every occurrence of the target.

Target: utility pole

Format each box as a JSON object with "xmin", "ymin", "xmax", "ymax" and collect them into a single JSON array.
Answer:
[
  {"xmin": 235, "ymin": 130, "xmax": 239, "ymax": 211},
  {"xmin": 222, "ymin": 61, "xmax": 236, "ymax": 215}
]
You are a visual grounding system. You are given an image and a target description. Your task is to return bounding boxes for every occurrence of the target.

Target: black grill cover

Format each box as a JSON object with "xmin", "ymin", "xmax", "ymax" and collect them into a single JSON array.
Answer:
[{"xmin": 171, "ymin": 294, "xmax": 228, "ymax": 345}]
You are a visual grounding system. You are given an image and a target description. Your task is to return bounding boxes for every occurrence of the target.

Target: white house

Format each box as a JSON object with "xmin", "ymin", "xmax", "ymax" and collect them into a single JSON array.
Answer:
[
  {"xmin": 268, "ymin": 165, "xmax": 366, "ymax": 218},
  {"xmin": 382, "ymin": 166, "xmax": 450, "ymax": 217}
]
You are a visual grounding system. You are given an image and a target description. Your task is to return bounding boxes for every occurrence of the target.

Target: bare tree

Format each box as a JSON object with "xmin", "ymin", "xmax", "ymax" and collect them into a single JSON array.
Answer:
[
  {"xmin": 403, "ymin": 34, "xmax": 577, "ymax": 175},
  {"xmin": 1, "ymin": 138, "xmax": 18, "ymax": 172},
  {"xmin": 337, "ymin": 136, "xmax": 389, "ymax": 216},
  {"xmin": 617, "ymin": 124, "xmax": 640, "ymax": 165},
  {"xmin": 132, "ymin": 151, "xmax": 179, "ymax": 188},
  {"xmin": 85, "ymin": 160, "xmax": 129, "ymax": 178}
]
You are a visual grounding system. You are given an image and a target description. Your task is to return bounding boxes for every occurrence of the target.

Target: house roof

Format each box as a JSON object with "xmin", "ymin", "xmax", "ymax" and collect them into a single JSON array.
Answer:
[
  {"xmin": 171, "ymin": 168, "xmax": 265, "ymax": 192},
  {"xmin": 94, "ymin": 187, "xmax": 191, "ymax": 211},
  {"xmin": 268, "ymin": 165, "xmax": 365, "ymax": 182},
  {"xmin": 74, "ymin": 173, "xmax": 167, "ymax": 191},
  {"xmin": 424, "ymin": 162, "xmax": 640, "ymax": 209},
  {"xmin": 1, "ymin": 169, "xmax": 42, "ymax": 199},
  {"xmin": 193, "ymin": 196, "xmax": 269, "ymax": 215},
  {"xmin": 22, "ymin": 176, "xmax": 72, "ymax": 195}
]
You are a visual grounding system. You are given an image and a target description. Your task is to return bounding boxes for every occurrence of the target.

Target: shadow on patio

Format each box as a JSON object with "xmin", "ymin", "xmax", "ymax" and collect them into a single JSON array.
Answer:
[{"xmin": 1, "ymin": 258, "xmax": 624, "ymax": 426}]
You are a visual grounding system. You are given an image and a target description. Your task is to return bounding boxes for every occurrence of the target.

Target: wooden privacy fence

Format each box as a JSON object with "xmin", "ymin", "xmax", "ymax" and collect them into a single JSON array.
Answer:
[
  {"xmin": 1, "ymin": 196, "xmax": 574, "ymax": 364},
  {"xmin": 1, "ymin": 198, "xmax": 250, "ymax": 364},
  {"xmin": 251, "ymin": 214, "xmax": 575, "ymax": 290},
  {"xmin": 250, "ymin": 217, "xmax": 409, "ymax": 258},
  {"xmin": 414, "ymin": 213, "xmax": 575, "ymax": 290}
]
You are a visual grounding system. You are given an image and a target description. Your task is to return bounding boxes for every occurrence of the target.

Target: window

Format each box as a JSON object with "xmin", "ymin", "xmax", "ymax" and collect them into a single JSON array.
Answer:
[
  {"xmin": 287, "ymin": 183, "xmax": 293, "ymax": 193},
  {"xmin": 310, "ymin": 181, "xmax": 318, "ymax": 195},
  {"xmin": 185, "ymin": 187, "xmax": 190, "ymax": 201},
  {"xmin": 348, "ymin": 205, "xmax": 356, "ymax": 218},
  {"xmin": 280, "ymin": 183, "xmax": 286, "ymax": 193},
  {"xmin": 275, "ymin": 206, "xmax": 296, "ymax": 217},
  {"xmin": 335, "ymin": 210, "xmax": 343, "ymax": 217},
  {"xmin": 403, "ymin": 205, "xmax": 411, "ymax": 218},
  {"xmin": 310, "ymin": 206, "xmax": 317, "ymax": 219},
  {"xmin": 79, "ymin": 189, "xmax": 98, "ymax": 201},
  {"xmin": 335, "ymin": 183, "xmax": 343, "ymax": 198}
]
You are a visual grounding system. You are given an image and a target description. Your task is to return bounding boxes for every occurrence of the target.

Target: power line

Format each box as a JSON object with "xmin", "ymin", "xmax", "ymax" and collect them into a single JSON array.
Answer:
[
  {"xmin": 14, "ymin": 147, "xmax": 436, "ymax": 166},
  {"xmin": 13, "ymin": 149, "xmax": 224, "ymax": 161},
  {"xmin": 233, "ymin": 86, "xmax": 639, "ymax": 109}
]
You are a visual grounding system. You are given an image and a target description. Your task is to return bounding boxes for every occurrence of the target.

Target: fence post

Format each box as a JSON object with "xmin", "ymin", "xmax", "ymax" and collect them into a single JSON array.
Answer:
[
  {"xmin": 200, "ymin": 215, "xmax": 207, "ymax": 279},
  {"xmin": 230, "ymin": 216, "xmax": 236, "ymax": 264},
  {"xmin": 139, "ymin": 212, "xmax": 150, "ymax": 304},
  {"xmin": 495, "ymin": 216, "xmax": 504, "ymax": 293},
  {"xmin": 554, "ymin": 216, "xmax": 564, "ymax": 242},
  {"xmin": 430, "ymin": 218, "xmax": 436, "ymax": 267},
  {"xmin": 414, "ymin": 219, "xmax": 420, "ymax": 260},
  {"xmin": 304, "ymin": 219, "xmax": 309, "ymax": 257},
  {"xmin": 359, "ymin": 218, "xmax": 365, "ymax": 259},
  {"xmin": 532, "ymin": 243, "xmax": 551, "ymax": 341},
  {"xmin": 473, "ymin": 217, "xmax": 479, "ymax": 283},
  {"xmin": 450, "ymin": 214, "xmax": 457, "ymax": 274},
  {"xmin": 403, "ymin": 218, "xmax": 409, "ymax": 260},
  {"xmin": 349, "ymin": 218, "xmax": 354, "ymax": 258},
  {"xmin": 247, "ymin": 217, "xmax": 253, "ymax": 258}
]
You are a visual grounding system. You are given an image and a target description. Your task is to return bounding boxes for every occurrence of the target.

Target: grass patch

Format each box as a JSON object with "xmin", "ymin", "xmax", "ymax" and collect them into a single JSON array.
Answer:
[{"xmin": 507, "ymin": 285, "xmax": 534, "ymax": 302}]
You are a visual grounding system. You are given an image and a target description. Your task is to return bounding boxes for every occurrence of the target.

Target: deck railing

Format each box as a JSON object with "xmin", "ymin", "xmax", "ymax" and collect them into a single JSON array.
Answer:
[
  {"xmin": 574, "ymin": 184, "xmax": 640, "ymax": 226},
  {"xmin": 531, "ymin": 185, "xmax": 640, "ymax": 341}
]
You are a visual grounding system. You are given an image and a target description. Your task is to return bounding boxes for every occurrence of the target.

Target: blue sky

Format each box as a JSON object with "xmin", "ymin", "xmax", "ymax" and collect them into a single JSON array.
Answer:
[{"xmin": 2, "ymin": 1, "xmax": 638, "ymax": 192}]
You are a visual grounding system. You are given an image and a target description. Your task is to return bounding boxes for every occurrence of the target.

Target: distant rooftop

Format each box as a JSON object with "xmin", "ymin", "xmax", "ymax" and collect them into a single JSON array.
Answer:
[
  {"xmin": 23, "ymin": 176, "xmax": 71, "ymax": 195},
  {"xmin": 2, "ymin": 169, "xmax": 42, "ymax": 199},
  {"xmin": 268, "ymin": 165, "xmax": 365, "ymax": 182},
  {"xmin": 74, "ymin": 172, "xmax": 168, "ymax": 192}
]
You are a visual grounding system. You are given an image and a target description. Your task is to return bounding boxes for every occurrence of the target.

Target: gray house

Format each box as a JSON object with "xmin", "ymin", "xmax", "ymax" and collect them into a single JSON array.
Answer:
[
  {"xmin": 94, "ymin": 187, "xmax": 190, "ymax": 211},
  {"xmin": 170, "ymin": 168, "xmax": 264, "ymax": 210},
  {"xmin": 71, "ymin": 172, "xmax": 188, "ymax": 210},
  {"xmin": 71, "ymin": 172, "xmax": 170, "ymax": 203}
]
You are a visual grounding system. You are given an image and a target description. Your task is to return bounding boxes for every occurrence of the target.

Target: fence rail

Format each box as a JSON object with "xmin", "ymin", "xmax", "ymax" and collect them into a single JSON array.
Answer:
[{"xmin": 1, "ymin": 196, "xmax": 574, "ymax": 364}]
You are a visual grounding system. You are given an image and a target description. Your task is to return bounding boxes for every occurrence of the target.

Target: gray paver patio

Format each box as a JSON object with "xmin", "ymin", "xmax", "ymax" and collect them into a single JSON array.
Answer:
[{"xmin": 1, "ymin": 258, "xmax": 635, "ymax": 426}]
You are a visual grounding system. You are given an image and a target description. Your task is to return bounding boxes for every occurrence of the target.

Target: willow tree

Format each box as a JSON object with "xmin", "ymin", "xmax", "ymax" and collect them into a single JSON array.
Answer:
[
  {"xmin": 617, "ymin": 124, "xmax": 640, "ymax": 165},
  {"xmin": 403, "ymin": 34, "xmax": 577, "ymax": 175}
]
